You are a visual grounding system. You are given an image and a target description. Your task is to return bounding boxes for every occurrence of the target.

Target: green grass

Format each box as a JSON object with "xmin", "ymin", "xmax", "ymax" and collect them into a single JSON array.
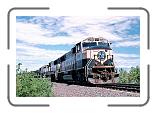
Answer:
[{"xmin": 16, "ymin": 72, "xmax": 53, "ymax": 97}]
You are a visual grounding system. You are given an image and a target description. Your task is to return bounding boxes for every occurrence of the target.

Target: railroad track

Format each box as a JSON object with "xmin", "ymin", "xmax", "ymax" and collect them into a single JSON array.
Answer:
[
  {"xmin": 91, "ymin": 83, "xmax": 140, "ymax": 93},
  {"xmin": 55, "ymin": 81, "xmax": 140, "ymax": 93}
]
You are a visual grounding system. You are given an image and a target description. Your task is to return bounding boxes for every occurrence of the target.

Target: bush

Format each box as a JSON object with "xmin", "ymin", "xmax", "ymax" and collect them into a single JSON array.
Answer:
[
  {"xmin": 16, "ymin": 72, "xmax": 52, "ymax": 97},
  {"xmin": 118, "ymin": 68, "xmax": 129, "ymax": 83},
  {"xmin": 129, "ymin": 66, "xmax": 140, "ymax": 84},
  {"xmin": 118, "ymin": 66, "xmax": 140, "ymax": 84}
]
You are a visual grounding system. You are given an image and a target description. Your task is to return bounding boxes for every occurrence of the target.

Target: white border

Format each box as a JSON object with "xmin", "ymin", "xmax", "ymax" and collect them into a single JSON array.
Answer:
[{"xmin": 9, "ymin": 9, "xmax": 148, "ymax": 107}]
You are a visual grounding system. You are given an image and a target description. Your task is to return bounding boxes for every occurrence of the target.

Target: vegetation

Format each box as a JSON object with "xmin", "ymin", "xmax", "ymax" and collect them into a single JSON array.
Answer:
[
  {"xmin": 16, "ymin": 72, "xmax": 52, "ymax": 97},
  {"xmin": 16, "ymin": 63, "xmax": 22, "ymax": 74},
  {"xmin": 118, "ymin": 66, "xmax": 140, "ymax": 84}
]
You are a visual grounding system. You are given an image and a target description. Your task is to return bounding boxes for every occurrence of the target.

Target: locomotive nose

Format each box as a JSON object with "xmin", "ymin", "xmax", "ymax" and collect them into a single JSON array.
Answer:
[
  {"xmin": 97, "ymin": 51, "xmax": 106, "ymax": 60},
  {"xmin": 92, "ymin": 50, "xmax": 114, "ymax": 66},
  {"xmin": 93, "ymin": 51, "xmax": 106, "ymax": 65}
]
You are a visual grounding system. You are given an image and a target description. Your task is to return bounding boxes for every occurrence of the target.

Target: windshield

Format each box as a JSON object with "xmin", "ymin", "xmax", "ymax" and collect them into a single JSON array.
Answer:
[
  {"xmin": 98, "ymin": 42, "xmax": 109, "ymax": 48},
  {"xmin": 82, "ymin": 42, "xmax": 97, "ymax": 47}
]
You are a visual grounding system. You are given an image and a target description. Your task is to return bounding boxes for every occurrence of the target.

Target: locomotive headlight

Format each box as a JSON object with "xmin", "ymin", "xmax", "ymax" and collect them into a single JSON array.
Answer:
[{"xmin": 97, "ymin": 51, "xmax": 106, "ymax": 60}]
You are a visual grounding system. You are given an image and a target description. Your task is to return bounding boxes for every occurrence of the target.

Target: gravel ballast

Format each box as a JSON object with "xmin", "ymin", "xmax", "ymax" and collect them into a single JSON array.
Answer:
[{"xmin": 52, "ymin": 82, "xmax": 140, "ymax": 97}]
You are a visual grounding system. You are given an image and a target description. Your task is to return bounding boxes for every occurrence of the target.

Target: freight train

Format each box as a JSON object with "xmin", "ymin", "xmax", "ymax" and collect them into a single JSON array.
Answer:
[{"xmin": 38, "ymin": 37, "xmax": 119, "ymax": 84}]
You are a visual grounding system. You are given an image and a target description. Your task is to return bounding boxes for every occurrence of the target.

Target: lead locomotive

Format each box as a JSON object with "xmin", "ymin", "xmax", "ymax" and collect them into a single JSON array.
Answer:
[{"xmin": 38, "ymin": 37, "xmax": 119, "ymax": 84}]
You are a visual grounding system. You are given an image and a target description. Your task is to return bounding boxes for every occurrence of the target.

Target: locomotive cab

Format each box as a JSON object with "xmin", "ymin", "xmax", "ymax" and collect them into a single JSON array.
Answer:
[{"xmin": 81, "ymin": 37, "xmax": 118, "ymax": 84}]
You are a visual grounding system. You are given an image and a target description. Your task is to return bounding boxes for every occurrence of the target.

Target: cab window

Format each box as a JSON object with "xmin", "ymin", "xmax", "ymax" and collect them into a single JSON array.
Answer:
[
  {"xmin": 98, "ymin": 42, "xmax": 109, "ymax": 48},
  {"xmin": 82, "ymin": 42, "xmax": 97, "ymax": 48}
]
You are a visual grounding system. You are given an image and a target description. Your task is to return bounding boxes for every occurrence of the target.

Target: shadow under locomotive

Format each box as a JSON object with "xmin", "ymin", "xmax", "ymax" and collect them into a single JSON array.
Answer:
[{"xmin": 37, "ymin": 37, "xmax": 119, "ymax": 84}]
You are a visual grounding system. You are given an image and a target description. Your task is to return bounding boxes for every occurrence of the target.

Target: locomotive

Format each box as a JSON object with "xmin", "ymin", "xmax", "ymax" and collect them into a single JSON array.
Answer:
[{"xmin": 38, "ymin": 37, "xmax": 119, "ymax": 84}]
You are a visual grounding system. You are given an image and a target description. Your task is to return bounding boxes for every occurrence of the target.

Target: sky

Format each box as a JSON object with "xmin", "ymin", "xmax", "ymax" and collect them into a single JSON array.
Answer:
[{"xmin": 16, "ymin": 16, "xmax": 140, "ymax": 71}]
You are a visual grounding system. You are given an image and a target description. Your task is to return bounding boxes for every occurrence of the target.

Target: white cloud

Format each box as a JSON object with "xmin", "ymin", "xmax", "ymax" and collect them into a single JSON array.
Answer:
[
  {"xmin": 112, "ymin": 40, "xmax": 140, "ymax": 47},
  {"xmin": 16, "ymin": 22, "xmax": 87, "ymax": 45},
  {"xmin": 106, "ymin": 16, "xmax": 140, "ymax": 35},
  {"xmin": 61, "ymin": 16, "xmax": 129, "ymax": 29},
  {"xmin": 113, "ymin": 53, "xmax": 139, "ymax": 68},
  {"xmin": 60, "ymin": 16, "xmax": 125, "ymax": 41},
  {"xmin": 16, "ymin": 43, "xmax": 67, "ymax": 71},
  {"xmin": 84, "ymin": 26, "xmax": 122, "ymax": 41},
  {"xmin": 114, "ymin": 58, "xmax": 139, "ymax": 69},
  {"xmin": 114, "ymin": 53, "xmax": 139, "ymax": 58},
  {"xmin": 17, "ymin": 16, "xmax": 129, "ymax": 46}
]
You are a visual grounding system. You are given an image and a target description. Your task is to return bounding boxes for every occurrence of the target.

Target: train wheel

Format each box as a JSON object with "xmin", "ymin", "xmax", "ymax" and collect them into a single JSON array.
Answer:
[
  {"xmin": 111, "ymin": 74, "xmax": 115, "ymax": 83},
  {"xmin": 77, "ymin": 72, "xmax": 86, "ymax": 84},
  {"xmin": 101, "ymin": 75, "xmax": 108, "ymax": 82},
  {"xmin": 58, "ymin": 73, "xmax": 63, "ymax": 82},
  {"xmin": 51, "ymin": 74, "xmax": 55, "ymax": 82},
  {"xmin": 72, "ymin": 71, "xmax": 77, "ymax": 81}
]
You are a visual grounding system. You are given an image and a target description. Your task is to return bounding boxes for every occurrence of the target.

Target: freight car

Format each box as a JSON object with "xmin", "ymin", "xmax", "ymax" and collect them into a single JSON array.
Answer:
[{"xmin": 38, "ymin": 37, "xmax": 119, "ymax": 84}]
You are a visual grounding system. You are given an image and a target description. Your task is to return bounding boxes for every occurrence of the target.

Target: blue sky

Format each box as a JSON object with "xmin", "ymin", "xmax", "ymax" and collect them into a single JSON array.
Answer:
[{"xmin": 16, "ymin": 16, "xmax": 140, "ymax": 71}]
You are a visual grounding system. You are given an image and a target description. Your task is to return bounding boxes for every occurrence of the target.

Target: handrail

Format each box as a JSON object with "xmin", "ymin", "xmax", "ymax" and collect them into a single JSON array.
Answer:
[{"xmin": 85, "ymin": 59, "xmax": 93, "ymax": 81}]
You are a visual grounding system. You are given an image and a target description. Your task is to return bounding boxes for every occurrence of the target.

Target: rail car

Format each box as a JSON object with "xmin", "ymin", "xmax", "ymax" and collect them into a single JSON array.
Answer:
[{"xmin": 38, "ymin": 37, "xmax": 119, "ymax": 84}]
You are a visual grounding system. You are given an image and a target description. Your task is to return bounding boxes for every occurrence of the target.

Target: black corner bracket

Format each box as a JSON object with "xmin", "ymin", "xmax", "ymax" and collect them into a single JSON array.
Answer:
[
  {"xmin": 7, "ymin": 7, "xmax": 50, "ymax": 107},
  {"xmin": 107, "ymin": 7, "xmax": 150, "ymax": 50},
  {"xmin": 107, "ymin": 7, "xmax": 150, "ymax": 107},
  {"xmin": 7, "ymin": 7, "xmax": 50, "ymax": 50},
  {"xmin": 7, "ymin": 64, "xmax": 50, "ymax": 107},
  {"xmin": 108, "ymin": 64, "xmax": 150, "ymax": 107}
]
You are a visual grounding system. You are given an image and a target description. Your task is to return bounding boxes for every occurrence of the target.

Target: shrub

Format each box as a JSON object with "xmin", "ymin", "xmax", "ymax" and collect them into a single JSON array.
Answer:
[
  {"xmin": 118, "ymin": 66, "xmax": 140, "ymax": 84},
  {"xmin": 129, "ymin": 66, "xmax": 140, "ymax": 84},
  {"xmin": 16, "ymin": 72, "xmax": 52, "ymax": 97},
  {"xmin": 118, "ymin": 68, "xmax": 129, "ymax": 83}
]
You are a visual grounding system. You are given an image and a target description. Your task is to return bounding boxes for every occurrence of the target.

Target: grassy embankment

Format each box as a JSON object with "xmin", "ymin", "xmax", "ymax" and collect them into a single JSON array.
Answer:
[{"xmin": 16, "ymin": 72, "xmax": 53, "ymax": 97}]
